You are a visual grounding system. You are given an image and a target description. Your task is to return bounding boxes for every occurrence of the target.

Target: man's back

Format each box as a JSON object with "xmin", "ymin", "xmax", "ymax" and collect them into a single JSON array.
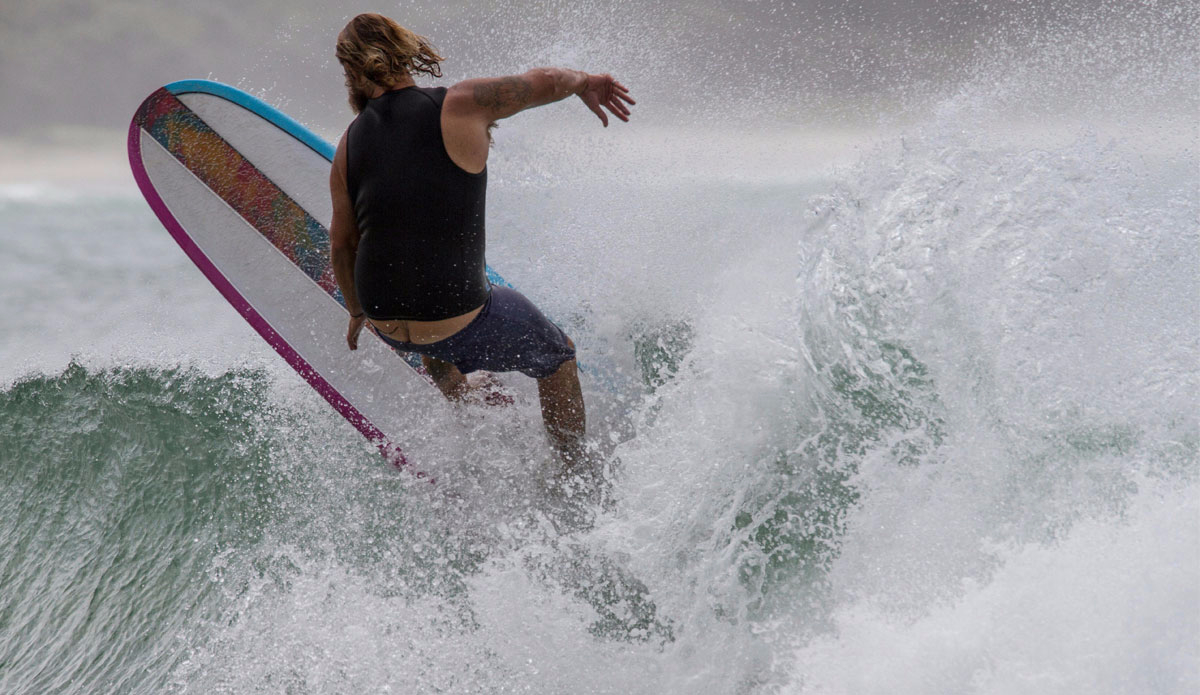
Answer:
[{"xmin": 347, "ymin": 86, "xmax": 490, "ymax": 322}]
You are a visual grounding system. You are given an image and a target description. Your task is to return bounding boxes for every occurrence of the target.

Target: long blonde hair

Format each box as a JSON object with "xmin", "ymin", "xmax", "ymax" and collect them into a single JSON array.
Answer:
[{"xmin": 335, "ymin": 13, "xmax": 443, "ymax": 112}]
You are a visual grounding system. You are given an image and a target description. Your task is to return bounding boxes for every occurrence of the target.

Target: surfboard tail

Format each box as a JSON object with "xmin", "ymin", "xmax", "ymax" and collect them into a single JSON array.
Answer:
[{"xmin": 128, "ymin": 82, "xmax": 426, "ymax": 475}]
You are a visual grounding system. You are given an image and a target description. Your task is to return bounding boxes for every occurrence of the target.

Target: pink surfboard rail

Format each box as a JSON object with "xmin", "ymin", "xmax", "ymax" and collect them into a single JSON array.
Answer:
[{"xmin": 128, "ymin": 81, "xmax": 421, "ymax": 474}]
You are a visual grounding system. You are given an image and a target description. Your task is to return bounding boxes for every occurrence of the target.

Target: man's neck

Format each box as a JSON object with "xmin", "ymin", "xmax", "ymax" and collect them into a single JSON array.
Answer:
[{"xmin": 368, "ymin": 75, "xmax": 417, "ymax": 99}]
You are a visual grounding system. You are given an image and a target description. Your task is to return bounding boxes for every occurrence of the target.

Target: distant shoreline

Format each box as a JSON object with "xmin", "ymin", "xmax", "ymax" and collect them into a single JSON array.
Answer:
[{"xmin": 0, "ymin": 131, "xmax": 135, "ymax": 193}]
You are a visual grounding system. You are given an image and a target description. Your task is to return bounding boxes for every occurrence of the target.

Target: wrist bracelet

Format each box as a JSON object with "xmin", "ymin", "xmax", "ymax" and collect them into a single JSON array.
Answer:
[{"xmin": 350, "ymin": 311, "xmax": 365, "ymax": 318}]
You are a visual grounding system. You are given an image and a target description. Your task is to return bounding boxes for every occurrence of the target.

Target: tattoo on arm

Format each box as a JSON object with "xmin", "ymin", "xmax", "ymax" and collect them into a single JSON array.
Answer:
[{"xmin": 472, "ymin": 76, "xmax": 533, "ymax": 114}]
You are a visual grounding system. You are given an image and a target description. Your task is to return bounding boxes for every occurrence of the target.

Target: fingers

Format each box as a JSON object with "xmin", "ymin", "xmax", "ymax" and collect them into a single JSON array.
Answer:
[
  {"xmin": 606, "ymin": 95, "xmax": 631, "ymax": 120},
  {"xmin": 602, "ymin": 76, "xmax": 633, "ymax": 122},
  {"xmin": 602, "ymin": 96, "xmax": 629, "ymax": 122},
  {"xmin": 588, "ymin": 100, "xmax": 608, "ymax": 127},
  {"xmin": 613, "ymin": 80, "xmax": 636, "ymax": 105},
  {"xmin": 582, "ymin": 74, "xmax": 633, "ymax": 126}
]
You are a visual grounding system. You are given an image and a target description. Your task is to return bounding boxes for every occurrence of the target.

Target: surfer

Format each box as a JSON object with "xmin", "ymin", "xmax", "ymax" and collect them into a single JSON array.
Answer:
[{"xmin": 328, "ymin": 13, "xmax": 635, "ymax": 463}]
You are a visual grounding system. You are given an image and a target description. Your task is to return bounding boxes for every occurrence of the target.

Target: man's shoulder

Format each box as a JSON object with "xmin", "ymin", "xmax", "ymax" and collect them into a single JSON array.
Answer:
[
  {"xmin": 413, "ymin": 85, "xmax": 449, "ymax": 108},
  {"xmin": 441, "ymin": 81, "xmax": 484, "ymax": 120}
]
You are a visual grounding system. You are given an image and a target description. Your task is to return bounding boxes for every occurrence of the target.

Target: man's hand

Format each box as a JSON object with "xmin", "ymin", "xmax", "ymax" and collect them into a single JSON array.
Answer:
[
  {"xmin": 578, "ymin": 74, "xmax": 635, "ymax": 127},
  {"xmin": 346, "ymin": 313, "xmax": 367, "ymax": 350}
]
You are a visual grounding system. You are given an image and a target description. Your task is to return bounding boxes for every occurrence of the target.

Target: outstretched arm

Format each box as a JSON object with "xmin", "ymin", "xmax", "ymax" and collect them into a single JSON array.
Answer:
[
  {"xmin": 441, "ymin": 68, "xmax": 635, "ymax": 173},
  {"xmin": 444, "ymin": 68, "xmax": 635, "ymax": 127}
]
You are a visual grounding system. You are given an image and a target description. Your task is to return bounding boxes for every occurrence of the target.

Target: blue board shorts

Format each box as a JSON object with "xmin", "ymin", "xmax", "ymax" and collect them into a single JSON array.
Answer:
[{"xmin": 375, "ymin": 285, "xmax": 576, "ymax": 379}]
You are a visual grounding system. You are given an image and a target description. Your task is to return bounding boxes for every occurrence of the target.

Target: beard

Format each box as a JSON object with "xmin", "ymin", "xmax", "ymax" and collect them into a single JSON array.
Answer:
[{"xmin": 346, "ymin": 78, "xmax": 372, "ymax": 114}]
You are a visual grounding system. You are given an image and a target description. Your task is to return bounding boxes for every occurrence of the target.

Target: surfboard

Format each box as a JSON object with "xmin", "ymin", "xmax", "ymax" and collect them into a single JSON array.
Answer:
[{"xmin": 127, "ymin": 79, "xmax": 513, "ymax": 473}]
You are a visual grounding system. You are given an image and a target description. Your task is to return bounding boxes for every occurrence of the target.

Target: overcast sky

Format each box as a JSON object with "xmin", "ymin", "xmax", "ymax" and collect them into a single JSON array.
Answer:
[{"xmin": 0, "ymin": 0, "xmax": 1192, "ymax": 140}]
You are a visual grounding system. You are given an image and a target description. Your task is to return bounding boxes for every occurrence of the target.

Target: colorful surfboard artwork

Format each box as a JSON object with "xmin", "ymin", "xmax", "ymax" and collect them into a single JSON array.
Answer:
[{"xmin": 128, "ymin": 80, "xmax": 513, "ymax": 474}]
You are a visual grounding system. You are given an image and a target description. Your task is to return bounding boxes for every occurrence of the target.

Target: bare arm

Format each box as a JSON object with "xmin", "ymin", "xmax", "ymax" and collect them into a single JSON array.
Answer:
[
  {"xmin": 447, "ymin": 68, "xmax": 633, "ymax": 123},
  {"xmin": 329, "ymin": 132, "xmax": 368, "ymax": 350},
  {"xmin": 441, "ymin": 68, "xmax": 635, "ymax": 172}
]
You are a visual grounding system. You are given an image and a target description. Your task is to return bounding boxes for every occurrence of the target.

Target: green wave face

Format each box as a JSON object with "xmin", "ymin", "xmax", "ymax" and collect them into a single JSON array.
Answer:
[
  {"xmin": 0, "ymin": 363, "xmax": 685, "ymax": 693},
  {"xmin": 0, "ymin": 364, "xmax": 284, "ymax": 694}
]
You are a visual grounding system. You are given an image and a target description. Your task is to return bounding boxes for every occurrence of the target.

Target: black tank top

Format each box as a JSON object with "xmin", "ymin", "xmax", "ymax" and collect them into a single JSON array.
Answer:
[{"xmin": 347, "ymin": 86, "xmax": 490, "ymax": 321}]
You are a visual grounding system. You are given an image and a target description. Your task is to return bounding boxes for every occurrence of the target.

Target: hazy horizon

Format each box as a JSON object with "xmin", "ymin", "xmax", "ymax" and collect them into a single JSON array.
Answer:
[
  {"xmin": 1, "ymin": 0, "xmax": 1157, "ymax": 139},
  {"xmin": 1, "ymin": 0, "xmax": 1194, "ymax": 191}
]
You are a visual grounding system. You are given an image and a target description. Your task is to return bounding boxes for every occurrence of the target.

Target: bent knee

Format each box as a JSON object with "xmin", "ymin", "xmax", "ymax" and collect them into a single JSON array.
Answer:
[{"xmin": 421, "ymin": 355, "xmax": 460, "ymax": 377}]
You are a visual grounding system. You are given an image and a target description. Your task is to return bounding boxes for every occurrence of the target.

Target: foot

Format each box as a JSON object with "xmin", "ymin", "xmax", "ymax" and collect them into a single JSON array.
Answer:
[{"xmin": 549, "ymin": 442, "xmax": 613, "ymax": 509}]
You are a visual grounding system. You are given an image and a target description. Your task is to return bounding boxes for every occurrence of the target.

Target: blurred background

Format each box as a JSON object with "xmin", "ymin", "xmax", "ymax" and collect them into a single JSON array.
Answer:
[
  {"xmin": 0, "ymin": 2, "xmax": 1196, "ymax": 693},
  {"xmin": 6, "ymin": 0, "xmax": 1187, "ymax": 186}
]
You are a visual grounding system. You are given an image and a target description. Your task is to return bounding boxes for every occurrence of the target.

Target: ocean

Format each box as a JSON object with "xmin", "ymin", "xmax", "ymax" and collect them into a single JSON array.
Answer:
[{"xmin": 1, "ymin": 2, "xmax": 1197, "ymax": 693}]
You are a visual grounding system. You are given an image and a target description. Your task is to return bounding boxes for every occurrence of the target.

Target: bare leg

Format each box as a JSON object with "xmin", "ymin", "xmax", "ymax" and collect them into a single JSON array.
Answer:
[
  {"xmin": 424, "ymin": 343, "xmax": 586, "ymax": 460},
  {"xmin": 538, "ymin": 350, "xmax": 586, "ymax": 462},
  {"xmin": 422, "ymin": 355, "xmax": 469, "ymax": 401}
]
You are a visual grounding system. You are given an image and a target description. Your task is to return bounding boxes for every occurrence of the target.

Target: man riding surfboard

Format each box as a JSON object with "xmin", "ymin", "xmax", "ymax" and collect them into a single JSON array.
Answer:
[{"xmin": 328, "ymin": 13, "xmax": 635, "ymax": 465}]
